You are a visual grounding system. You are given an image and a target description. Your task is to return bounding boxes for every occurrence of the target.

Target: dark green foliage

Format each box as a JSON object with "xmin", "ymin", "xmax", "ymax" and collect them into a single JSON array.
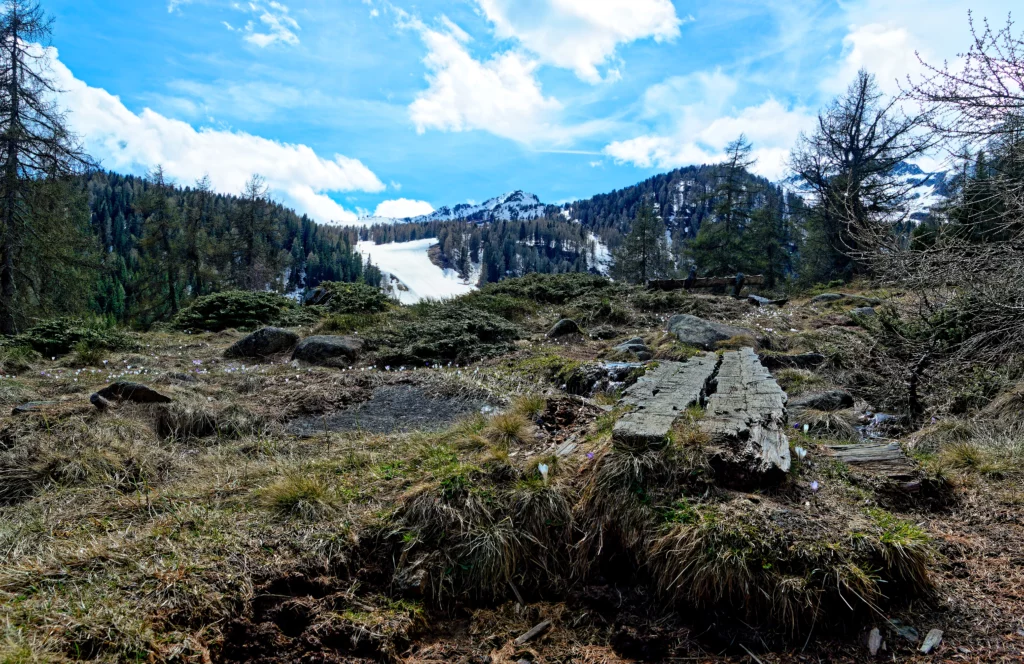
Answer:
[
  {"xmin": 171, "ymin": 291, "xmax": 294, "ymax": 332},
  {"xmin": 480, "ymin": 272, "xmax": 615, "ymax": 304},
  {"xmin": 367, "ymin": 301, "xmax": 520, "ymax": 365},
  {"xmin": 314, "ymin": 281, "xmax": 393, "ymax": 314},
  {"xmin": 459, "ymin": 293, "xmax": 538, "ymax": 321},
  {"xmin": 17, "ymin": 318, "xmax": 137, "ymax": 356},
  {"xmin": 611, "ymin": 198, "xmax": 674, "ymax": 284}
]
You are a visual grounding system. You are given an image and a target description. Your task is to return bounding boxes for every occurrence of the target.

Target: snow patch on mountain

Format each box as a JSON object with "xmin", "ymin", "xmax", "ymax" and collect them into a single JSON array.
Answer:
[{"xmin": 357, "ymin": 239, "xmax": 477, "ymax": 304}]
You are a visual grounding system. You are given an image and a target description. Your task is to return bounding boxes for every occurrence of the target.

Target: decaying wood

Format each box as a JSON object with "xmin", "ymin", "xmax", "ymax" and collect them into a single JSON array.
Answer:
[
  {"xmin": 514, "ymin": 620, "xmax": 552, "ymax": 645},
  {"xmin": 702, "ymin": 348, "xmax": 791, "ymax": 484},
  {"xmin": 613, "ymin": 354, "xmax": 718, "ymax": 449},
  {"xmin": 826, "ymin": 442, "xmax": 918, "ymax": 482}
]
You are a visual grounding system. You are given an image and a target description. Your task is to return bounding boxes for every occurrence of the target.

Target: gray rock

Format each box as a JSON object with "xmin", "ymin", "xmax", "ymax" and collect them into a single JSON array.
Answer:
[
  {"xmin": 920, "ymin": 629, "xmax": 943, "ymax": 654},
  {"xmin": 666, "ymin": 314, "xmax": 758, "ymax": 350},
  {"xmin": 292, "ymin": 335, "xmax": 364, "ymax": 367},
  {"xmin": 790, "ymin": 390, "xmax": 854, "ymax": 412},
  {"xmin": 850, "ymin": 306, "xmax": 877, "ymax": 317},
  {"xmin": 547, "ymin": 318, "xmax": 581, "ymax": 338},
  {"xmin": 868, "ymin": 627, "xmax": 883, "ymax": 656},
  {"xmin": 588, "ymin": 326, "xmax": 618, "ymax": 340},
  {"xmin": 810, "ymin": 293, "xmax": 845, "ymax": 303},
  {"xmin": 613, "ymin": 337, "xmax": 651, "ymax": 359},
  {"xmin": 225, "ymin": 327, "xmax": 300, "ymax": 359},
  {"xmin": 810, "ymin": 292, "xmax": 882, "ymax": 306},
  {"xmin": 95, "ymin": 382, "xmax": 173, "ymax": 405},
  {"xmin": 748, "ymin": 294, "xmax": 788, "ymax": 306}
]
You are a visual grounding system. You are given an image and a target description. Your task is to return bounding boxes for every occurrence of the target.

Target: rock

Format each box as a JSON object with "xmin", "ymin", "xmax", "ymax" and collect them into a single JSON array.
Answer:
[
  {"xmin": 850, "ymin": 306, "xmax": 877, "ymax": 318},
  {"xmin": 613, "ymin": 354, "xmax": 718, "ymax": 449},
  {"xmin": 868, "ymin": 628, "xmax": 884, "ymax": 656},
  {"xmin": 225, "ymin": 327, "xmax": 300, "ymax": 359},
  {"xmin": 810, "ymin": 293, "xmax": 882, "ymax": 306},
  {"xmin": 748, "ymin": 294, "xmax": 788, "ymax": 307},
  {"xmin": 11, "ymin": 401, "xmax": 60, "ymax": 415},
  {"xmin": 547, "ymin": 319, "xmax": 581, "ymax": 338},
  {"xmin": 291, "ymin": 335, "xmax": 363, "ymax": 367},
  {"xmin": 666, "ymin": 314, "xmax": 758, "ymax": 351},
  {"xmin": 95, "ymin": 382, "xmax": 173, "ymax": 405},
  {"xmin": 920, "ymin": 629, "xmax": 943, "ymax": 654},
  {"xmin": 759, "ymin": 352, "xmax": 827, "ymax": 371},
  {"xmin": 702, "ymin": 348, "xmax": 791, "ymax": 486},
  {"xmin": 613, "ymin": 337, "xmax": 652, "ymax": 361},
  {"xmin": 789, "ymin": 390, "xmax": 854, "ymax": 412},
  {"xmin": 810, "ymin": 293, "xmax": 844, "ymax": 304},
  {"xmin": 589, "ymin": 326, "xmax": 618, "ymax": 340}
]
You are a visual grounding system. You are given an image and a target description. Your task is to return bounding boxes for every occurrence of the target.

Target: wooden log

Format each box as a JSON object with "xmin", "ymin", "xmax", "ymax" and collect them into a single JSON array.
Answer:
[
  {"xmin": 613, "ymin": 354, "xmax": 718, "ymax": 449},
  {"xmin": 826, "ymin": 442, "xmax": 918, "ymax": 482},
  {"xmin": 514, "ymin": 620, "xmax": 552, "ymax": 645},
  {"xmin": 647, "ymin": 275, "xmax": 765, "ymax": 291},
  {"xmin": 701, "ymin": 348, "xmax": 791, "ymax": 485}
]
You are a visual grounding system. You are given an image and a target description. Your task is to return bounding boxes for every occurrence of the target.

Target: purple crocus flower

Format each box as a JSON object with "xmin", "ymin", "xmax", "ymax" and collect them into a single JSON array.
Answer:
[{"xmin": 810, "ymin": 481, "xmax": 820, "ymax": 493}]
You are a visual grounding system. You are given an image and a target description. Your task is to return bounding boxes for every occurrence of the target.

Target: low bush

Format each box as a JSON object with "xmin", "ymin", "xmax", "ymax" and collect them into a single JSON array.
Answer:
[
  {"xmin": 308, "ymin": 281, "xmax": 394, "ymax": 315},
  {"xmin": 480, "ymin": 272, "xmax": 615, "ymax": 305},
  {"xmin": 172, "ymin": 291, "xmax": 294, "ymax": 332},
  {"xmin": 16, "ymin": 318, "xmax": 137, "ymax": 357},
  {"xmin": 0, "ymin": 343, "xmax": 40, "ymax": 374}
]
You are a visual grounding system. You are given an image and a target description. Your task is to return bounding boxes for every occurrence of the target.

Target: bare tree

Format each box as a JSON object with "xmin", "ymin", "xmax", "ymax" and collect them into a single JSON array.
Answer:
[
  {"xmin": 0, "ymin": 0, "xmax": 91, "ymax": 331},
  {"xmin": 790, "ymin": 70, "xmax": 932, "ymax": 277}
]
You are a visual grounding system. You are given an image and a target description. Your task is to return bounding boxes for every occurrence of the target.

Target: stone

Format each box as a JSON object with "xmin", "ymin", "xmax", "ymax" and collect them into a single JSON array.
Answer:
[
  {"xmin": 291, "ymin": 335, "xmax": 363, "ymax": 367},
  {"xmin": 920, "ymin": 629, "xmax": 943, "ymax": 654},
  {"xmin": 11, "ymin": 401, "xmax": 60, "ymax": 415},
  {"xmin": 810, "ymin": 293, "xmax": 882, "ymax": 306},
  {"xmin": 613, "ymin": 354, "xmax": 718, "ymax": 449},
  {"xmin": 810, "ymin": 293, "xmax": 844, "ymax": 304},
  {"xmin": 588, "ymin": 326, "xmax": 618, "ymax": 340},
  {"xmin": 225, "ymin": 327, "xmax": 300, "ymax": 359},
  {"xmin": 95, "ymin": 382, "xmax": 173, "ymax": 405},
  {"xmin": 547, "ymin": 319, "xmax": 581, "ymax": 338},
  {"xmin": 702, "ymin": 348, "xmax": 791, "ymax": 486},
  {"xmin": 850, "ymin": 306, "xmax": 877, "ymax": 318},
  {"xmin": 759, "ymin": 352, "xmax": 827, "ymax": 371},
  {"xmin": 789, "ymin": 390, "xmax": 854, "ymax": 412},
  {"xmin": 666, "ymin": 314, "xmax": 758, "ymax": 351},
  {"xmin": 868, "ymin": 628, "xmax": 883, "ymax": 656},
  {"xmin": 613, "ymin": 337, "xmax": 652, "ymax": 360},
  {"xmin": 748, "ymin": 294, "xmax": 788, "ymax": 307}
]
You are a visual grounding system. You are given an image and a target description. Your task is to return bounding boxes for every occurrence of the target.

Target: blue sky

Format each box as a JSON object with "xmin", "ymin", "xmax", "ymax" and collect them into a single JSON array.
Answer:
[{"xmin": 43, "ymin": 0, "xmax": 1015, "ymax": 224}]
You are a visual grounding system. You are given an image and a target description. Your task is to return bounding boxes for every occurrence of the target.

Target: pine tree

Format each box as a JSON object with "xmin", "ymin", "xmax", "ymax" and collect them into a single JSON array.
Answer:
[
  {"xmin": 0, "ymin": 0, "xmax": 92, "ymax": 331},
  {"xmin": 137, "ymin": 167, "xmax": 182, "ymax": 317},
  {"xmin": 610, "ymin": 198, "xmax": 672, "ymax": 284}
]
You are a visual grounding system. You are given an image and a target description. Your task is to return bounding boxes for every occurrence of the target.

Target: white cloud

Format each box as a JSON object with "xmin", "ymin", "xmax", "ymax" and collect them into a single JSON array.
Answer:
[
  {"xmin": 167, "ymin": 0, "xmax": 191, "ymax": 13},
  {"xmin": 406, "ymin": 17, "xmax": 568, "ymax": 145},
  {"xmin": 822, "ymin": 23, "xmax": 923, "ymax": 95},
  {"xmin": 604, "ymin": 71, "xmax": 816, "ymax": 180},
  {"xmin": 373, "ymin": 198, "xmax": 435, "ymax": 218},
  {"xmin": 49, "ymin": 47, "xmax": 383, "ymax": 224},
  {"xmin": 475, "ymin": 0, "xmax": 685, "ymax": 83},
  {"xmin": 237, "ymin": 1, "xmax": 301, "ymax": 48}
]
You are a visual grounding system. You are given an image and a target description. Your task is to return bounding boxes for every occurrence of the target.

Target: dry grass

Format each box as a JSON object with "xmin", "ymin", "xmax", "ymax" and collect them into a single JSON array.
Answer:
[{"xmin": 483, "ymin": 412, "xmax": 536, "ymax": 449}]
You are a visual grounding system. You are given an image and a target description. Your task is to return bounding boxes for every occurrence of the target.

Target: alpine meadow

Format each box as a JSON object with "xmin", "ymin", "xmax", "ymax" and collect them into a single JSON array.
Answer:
[{"xmin": 3, "ymin": 1, "xmax": 1024, "ymax": 663}]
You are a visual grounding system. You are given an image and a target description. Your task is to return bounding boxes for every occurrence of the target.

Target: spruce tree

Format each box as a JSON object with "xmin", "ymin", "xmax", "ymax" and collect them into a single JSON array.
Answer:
[
  {"xmin": 0, "ymin": 0, "xmax": 92, "ymax": 331},
  {"xmin": 610, "ymin": 198, "xmax": 672, "ymax": 284}
]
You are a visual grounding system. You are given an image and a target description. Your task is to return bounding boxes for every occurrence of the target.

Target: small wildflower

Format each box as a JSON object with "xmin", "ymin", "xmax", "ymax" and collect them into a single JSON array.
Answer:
[
  {"xmin": 794, "ymin": 446, "xmax": 807, "ymax": 460},
  {"xmin": 538, "ymin": 463, "xmax": 550, "ymax": 485},
  {"xmin": 587, "ymin": 452, "xmax": 595, "ymax": 460},
  {"xmin": 810, "ymin": 481, "xmax": 820, "ymax": 493}
]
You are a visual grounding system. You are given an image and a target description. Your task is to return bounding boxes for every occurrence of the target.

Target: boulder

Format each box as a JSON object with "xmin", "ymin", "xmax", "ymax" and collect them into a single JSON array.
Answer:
[
  {"xmin": 547, "ymin": 319, "xmax": 581, "ymax": 338},
  {"xmin": 748, "ymin": 294, "xmax": 788, "ymax": 307},
  {"xmin": 666, "ymin": 314, "xmax": 758, "ymax": 351},
  {"xmin": 225, "ymin": 327, "xmax": 300, "ymax": 359},
  {"xmin": 614, "ymin": 337, "xmax": 652, "ymax": 361},
  {"xmin": 292, "ymin": 335, "xmax": 363, "ymax": 367},
  {"xmin": 94, "ymin": 382, "xmax": 173, "ymax": 405},
  {"xmin": 789, "ymin": 390, "xmax": 854, "ymax": 412},
  {"xmin": 810, "ymin": 293, "xmax": 844, "ymax": 304},
  {"xmin": 850, "ymin": 306, "xmax": 877, "ymax": 318}
]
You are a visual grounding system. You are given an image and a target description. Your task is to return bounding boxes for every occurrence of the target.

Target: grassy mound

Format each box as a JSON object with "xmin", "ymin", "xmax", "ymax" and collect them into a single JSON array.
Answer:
[
  {"xmin": 14, "ymin": 318, "xmax": 137, "ymax": 357},
  {"xmin": 480, "ymin": 273, "xmax": 616, "ymax": 305},
  {"xmin": 310, "ymin": 281, "xmax": 394, "ymax": 315},
  {"xmin": 366, "ymin": 301, "xmax": 520, "ymax": 365}
]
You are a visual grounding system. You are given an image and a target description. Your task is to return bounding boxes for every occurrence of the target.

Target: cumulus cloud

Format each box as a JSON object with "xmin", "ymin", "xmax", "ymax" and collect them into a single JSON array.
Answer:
[
  {"xmin": 604, "ymin": 71, "xmax": 815, "ymax": 180},
  {"xmin": 373, "ymin": 198, "xmax": 435, "ymax": 219},
  {"xmin": 822, "ymin": 23, "xmax": 924, "ymax": 95},
  {"xmin": 475, "ymin": 0, "xmax": 685, "ymax": 83},
  {"xmin": 406, "ymin": 16, "xmax": 567, "ymax": 145},
  {"xmin": 49, "ymin": 47, "xmax": 384, "ymax": 224}
]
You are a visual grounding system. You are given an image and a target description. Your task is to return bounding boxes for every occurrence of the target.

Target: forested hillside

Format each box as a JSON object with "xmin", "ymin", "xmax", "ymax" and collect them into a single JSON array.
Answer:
[
  {"xmin": 359, "ymin": 216, "xmax": 603, "ymax": 285},
  {"xmin": 84, "ymin": 171, "xmax": 380, "ymax": 326}
]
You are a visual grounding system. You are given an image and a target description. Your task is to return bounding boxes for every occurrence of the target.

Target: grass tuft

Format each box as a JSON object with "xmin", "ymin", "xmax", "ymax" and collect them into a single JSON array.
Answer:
[{"xmin": 483, "ymin": 412, "xmax": 535, "ymax": 449}]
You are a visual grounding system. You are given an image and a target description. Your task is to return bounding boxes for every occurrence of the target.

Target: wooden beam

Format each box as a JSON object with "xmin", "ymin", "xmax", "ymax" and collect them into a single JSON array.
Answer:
[{"xmin": 647, "ymin": 275, "xmax": 765, "ymax": 291}]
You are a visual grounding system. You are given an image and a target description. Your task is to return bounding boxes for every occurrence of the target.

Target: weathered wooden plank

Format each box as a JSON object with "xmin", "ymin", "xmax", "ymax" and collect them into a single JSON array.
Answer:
[
  {"xmin": 613, "ymin": 354, "xmax": 718, "ymax": 449},
  {"xmin": 702, "ymin": 348, "xmax": 791, "ymax": 485},
  {"xmin": 826, "ymin": 442, "xmax": 918, "ymax": 481},
  {"xmin": 647, "ymin": 275, "xmax": 765, "ymax": 291}
]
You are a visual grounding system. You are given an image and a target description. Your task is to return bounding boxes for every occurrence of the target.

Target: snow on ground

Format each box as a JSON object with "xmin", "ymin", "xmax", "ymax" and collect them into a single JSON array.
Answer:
[
  {"xmin": 358, "ymin": 239, "xmax": 477, "ymax": 304},
  {"xmin": 589, "ymin": 233, "xmax": 612, "ymax": 275}
]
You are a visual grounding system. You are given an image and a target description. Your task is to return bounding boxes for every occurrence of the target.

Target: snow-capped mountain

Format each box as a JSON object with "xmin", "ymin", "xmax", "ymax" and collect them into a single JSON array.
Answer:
[
  {"xmin": 365, "ymin": 191, "xmax": 551, "ymax": 225},
  {"xmin": 782, "ymin": 162, "xmax": 950, "ymax": 221}
]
